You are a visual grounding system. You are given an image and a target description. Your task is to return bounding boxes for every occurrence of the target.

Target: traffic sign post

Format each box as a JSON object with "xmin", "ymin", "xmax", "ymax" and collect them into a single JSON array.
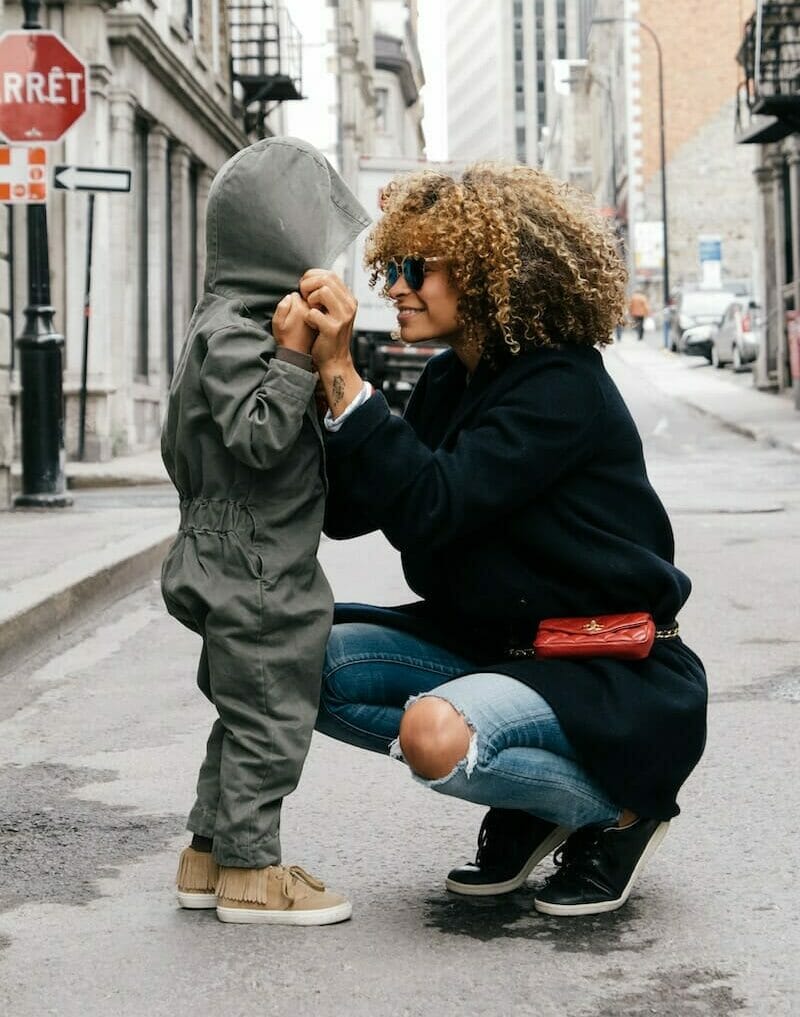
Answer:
[
  {"xmin": 51, "ymin": 163, "xmax": 133, "ymax": 458},
  {"xmin": 73, "ymin": 172, "xmax": 131, "ymax": 460},
  {"xmin": 4, "ymin": 4, "xmax": 90, "ymax": 506},
  {"xmin": 0, "ymin": 145, "xmax": 48, "ymax": 203},
  {"xmin": 54, "ymin": 165, "xmax": 132, "ymax": 193}
]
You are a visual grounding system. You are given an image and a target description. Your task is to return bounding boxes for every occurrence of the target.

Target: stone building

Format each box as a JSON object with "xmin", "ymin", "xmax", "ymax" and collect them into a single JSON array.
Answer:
[
  {"xmin": 284, "ymin": 0, "xmax": 424, "ymax": 188},
  {"xmin": 0, "ymin": 0, "xmax": 425, "ymax": 505},
  {"xmin": 588, "ymin": 0, "xmax": 758, "ymax": 307},
  {"xmin": 372, "ymin": 0, "xmax": 425, "ymax": 159},
  {"xmin": 0, "ymin": 0, "xmax": 304, "ymax": 501},
  {"xmin": 735, "ymin": 1, "xmax": 800, "ymax": 401}
]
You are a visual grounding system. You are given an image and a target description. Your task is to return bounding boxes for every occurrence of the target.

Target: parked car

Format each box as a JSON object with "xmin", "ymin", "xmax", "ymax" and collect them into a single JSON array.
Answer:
[
  {"xmin": 709, "ymin": 298, "xmax": 762, "ymax": 370},
  {"xmin": 681, "ymin": 322, "xmax": 718, "ymax": 360},
  {"xmin": 668, "ymin": 289, "xmax": 736, "ymax": 353}
]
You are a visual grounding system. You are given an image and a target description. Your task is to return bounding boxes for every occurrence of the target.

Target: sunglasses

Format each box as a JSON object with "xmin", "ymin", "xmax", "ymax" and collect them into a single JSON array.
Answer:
[{"xmin": 384, "ymin": 256, "xmax": 443, "ymax": 291}]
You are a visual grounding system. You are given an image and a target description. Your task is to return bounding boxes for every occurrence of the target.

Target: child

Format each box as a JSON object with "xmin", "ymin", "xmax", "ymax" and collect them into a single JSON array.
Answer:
[{"xmin": 160, "ymin": 138, "xmax": 369, "ymax": 925}]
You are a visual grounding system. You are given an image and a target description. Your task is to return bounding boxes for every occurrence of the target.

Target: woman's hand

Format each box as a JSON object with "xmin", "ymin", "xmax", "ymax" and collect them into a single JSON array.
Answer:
[
  {"xmin": 300, "ymin": 270, "xmax": 364, "ymax": 419},
  {"xmin": 299, "ymin": 270, "xmax": 358, "ymax": 368},
  {"xmin": 272, "ymin": 292, "xmax": 316, "ymax": 356}
]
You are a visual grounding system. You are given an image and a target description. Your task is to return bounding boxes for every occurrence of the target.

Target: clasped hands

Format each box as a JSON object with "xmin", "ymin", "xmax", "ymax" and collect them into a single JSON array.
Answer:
[
  {"xmin": 272, "ymin": 270, "xmax": 363, "ymax": 419},
  {"xmin": 272, "ymin": 269, "xmax": 356, "ymax": 366}
]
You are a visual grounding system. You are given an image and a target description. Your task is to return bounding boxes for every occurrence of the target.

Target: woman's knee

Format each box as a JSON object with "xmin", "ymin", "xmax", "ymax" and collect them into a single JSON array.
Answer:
[{"xmin": 398, "ymin": 697, "xmax": 472, "ymax": 780}]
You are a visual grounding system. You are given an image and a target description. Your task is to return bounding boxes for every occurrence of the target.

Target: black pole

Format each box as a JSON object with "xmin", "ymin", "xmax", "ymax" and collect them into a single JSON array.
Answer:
[
  {"xmin": 78, "ymin": 192, "xmax": 94, "ymax": 461},
  {"xmin": 14, "ymin": 0, "xmax": 72, "ymax": 507}
]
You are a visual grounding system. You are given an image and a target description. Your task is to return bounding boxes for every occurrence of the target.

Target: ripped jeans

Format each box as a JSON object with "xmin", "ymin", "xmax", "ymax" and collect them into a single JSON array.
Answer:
[{"xmin": 315, "ymin": 623, "xmax": 621, "ymax": 830}]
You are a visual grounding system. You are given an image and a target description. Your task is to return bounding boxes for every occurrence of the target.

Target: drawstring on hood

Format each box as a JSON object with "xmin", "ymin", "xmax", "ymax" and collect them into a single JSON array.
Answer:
[{"xmin": 203, "ymin": 137, "xmax": 370, "ymax": 320}]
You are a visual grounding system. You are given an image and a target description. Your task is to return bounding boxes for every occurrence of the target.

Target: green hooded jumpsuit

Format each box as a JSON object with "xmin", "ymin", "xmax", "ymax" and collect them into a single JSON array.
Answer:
[{"xmin": 160, "ymin": 138, "xmax": 369, "ymax": 868}]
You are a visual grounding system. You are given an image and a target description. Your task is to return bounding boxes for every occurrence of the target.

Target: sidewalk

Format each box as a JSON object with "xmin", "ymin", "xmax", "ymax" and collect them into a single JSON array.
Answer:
[
  {"xmin": 0, "ymin": 449, "xmax": 176, "ymax": 674},
  {"xmin": 611, "ymin": 336, "xmax": 800, "ymax": 454},
  {"xmin": 2, "ymin": 347, "xmax": 799, "ymax": 674}
]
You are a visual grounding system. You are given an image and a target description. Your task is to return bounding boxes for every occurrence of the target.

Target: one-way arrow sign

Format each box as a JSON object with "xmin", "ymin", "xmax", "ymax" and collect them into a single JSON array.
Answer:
[{"xmin": 54, "ymin": 164, "xmax": 132, "ymax": 192}]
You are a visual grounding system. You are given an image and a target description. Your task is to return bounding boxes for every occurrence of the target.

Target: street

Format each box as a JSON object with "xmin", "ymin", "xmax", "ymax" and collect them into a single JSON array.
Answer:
[{"xmin": 0, "ymin": 342, "xmax": 798, "ymax": 1017}]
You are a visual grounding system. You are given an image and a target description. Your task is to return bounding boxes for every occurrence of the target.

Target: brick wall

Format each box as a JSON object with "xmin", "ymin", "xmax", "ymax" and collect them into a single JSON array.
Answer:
[
  {"xmin": 635, "ymin": 0, "xmax": 757, "ymax": 291},
  {"xmin": 638, "ymin": 0, "xmax": 751, "ymax": 191}
]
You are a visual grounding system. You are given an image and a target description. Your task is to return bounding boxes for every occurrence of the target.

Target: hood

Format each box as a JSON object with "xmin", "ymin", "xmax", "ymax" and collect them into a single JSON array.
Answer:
[{"xmin": 203, "ymin": 137, "xmax": 370, "ymax": 317}]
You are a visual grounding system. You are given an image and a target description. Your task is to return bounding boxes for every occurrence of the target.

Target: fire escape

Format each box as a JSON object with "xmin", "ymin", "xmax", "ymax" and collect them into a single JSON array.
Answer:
[
  {"xmin": 736, "ymin": 1, "xmax": 800, "ymax": 144},
  {"xmin": 228, "ymin": 1, "xmax": 303, "ymax": 139}
]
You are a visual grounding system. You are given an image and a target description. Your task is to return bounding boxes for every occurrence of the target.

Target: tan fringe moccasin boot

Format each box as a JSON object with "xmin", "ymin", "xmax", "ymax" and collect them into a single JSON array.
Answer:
[
  {"xmin": 176, "ymin": 846, "xmax": 219, "ymax": 909},
  {"xmin": 215, "ymin": 864, "xmax": 352, "ymax": 925}
]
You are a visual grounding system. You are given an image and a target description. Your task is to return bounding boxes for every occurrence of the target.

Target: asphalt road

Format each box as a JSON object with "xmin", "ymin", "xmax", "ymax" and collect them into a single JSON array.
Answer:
[{"xmin": 1, "ymin": 342, "xmax": 798, "ymax": 1017}]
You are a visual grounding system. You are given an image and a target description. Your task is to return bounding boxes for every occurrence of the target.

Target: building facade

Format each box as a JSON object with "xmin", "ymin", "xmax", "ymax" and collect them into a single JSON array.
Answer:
[
  {"xmin": 446, "ymin": 0, "xmax": 590, "ymax": 166},
  {"xmin": 0, "ymin": 0, "xmax": 306, "ymax": 505},
  {"xmin": 285, "ymin": 0, "xmax": 424, "ymax": 187},
  {"xmin": 735, "ymin": 1, "xmax": 800, "ymax": 402},
  {"xmin": 0, "ymin": 0, "xmax": 424, "ymax": 504},
  {"xmin": 372, "ymin": 0, "xmax": 426, "ymax": 158},
  {"xmin": 588, "ymin": 0, "xmax": 758, "ymax": 306}
]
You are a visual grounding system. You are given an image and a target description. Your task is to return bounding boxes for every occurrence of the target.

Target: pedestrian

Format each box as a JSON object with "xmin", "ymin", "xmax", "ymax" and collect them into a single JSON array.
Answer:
[
  {"xmin": 160, "ymin": 138, "xmax": 369, "ymax": 925},
  {"xmin": 298, "ymin": 163, "xmax": 707, "ymax": 917},
  {"xmin": 629, "ymin": 289, "xmax": 650, "ymax": 340}
]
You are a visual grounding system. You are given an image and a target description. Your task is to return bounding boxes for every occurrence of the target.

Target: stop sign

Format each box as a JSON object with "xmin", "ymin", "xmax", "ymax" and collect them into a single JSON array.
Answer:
[{"xmin": 0, "ymin": 31, "xmax": 88, "ymax": 144}]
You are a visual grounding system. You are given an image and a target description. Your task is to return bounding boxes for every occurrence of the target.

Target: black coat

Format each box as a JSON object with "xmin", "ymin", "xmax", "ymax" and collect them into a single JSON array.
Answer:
[{"xmin": 323, "ymin": 345, "xmax": 707, "ymax": 820}]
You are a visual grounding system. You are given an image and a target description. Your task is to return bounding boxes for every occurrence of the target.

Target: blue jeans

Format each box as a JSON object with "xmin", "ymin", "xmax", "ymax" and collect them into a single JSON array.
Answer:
[{"xmin": 316, "ymin": 623, "xmax": 621, "ymax": 830}]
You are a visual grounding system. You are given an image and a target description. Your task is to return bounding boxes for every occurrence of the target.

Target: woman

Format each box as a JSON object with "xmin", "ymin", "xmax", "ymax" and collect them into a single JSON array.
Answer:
[{"xmin": 298, "ymin": 164, "xmax": 707, "ymax": 917}]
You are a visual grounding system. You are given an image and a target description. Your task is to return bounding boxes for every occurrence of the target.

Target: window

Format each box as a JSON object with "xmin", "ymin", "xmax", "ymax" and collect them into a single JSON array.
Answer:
[
  {"xmin": 134, "ymin": 118, "xmax": 150, "ymax": 379},
  {"xmin": 165, "ymin": 139, "xmax": 175, "ymax": 381},
  {"xmin": 211, "ymin": 0, "xmax": 220, "ymax": 72},
  {"xmin": 184, "ymin": 0, "xmax": 194, "ymax": 38},
  {"xmin": 189, "ymin": 162, "xmax": 199, "ymax": 312},
  {"xmin": 5, "ymin": 208, "xmax": 15, "ymax": 371},
  {"xmin": 535, "ymin": 0, "xmax": 545, "ymax": 61},
  {"xmin": 557, "ymin": 0, "xmax": 567, "ymax": 59},
  {"xmin": 783, "ymin": 159, "xmax": 794, "ymax": 284},
  {"xmin": 375, "ymin": 87, "xmax": 389, "ymax": 133},
  {"xmin": 516, "ymin": 126, "xmax": 526, "ymax": 164}
]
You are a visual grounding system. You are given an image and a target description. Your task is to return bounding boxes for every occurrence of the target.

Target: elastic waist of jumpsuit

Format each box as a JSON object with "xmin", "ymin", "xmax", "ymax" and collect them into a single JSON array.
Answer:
[{"xmin": 178, "ymin": 498, "xmax": 255, "ymax": 536}]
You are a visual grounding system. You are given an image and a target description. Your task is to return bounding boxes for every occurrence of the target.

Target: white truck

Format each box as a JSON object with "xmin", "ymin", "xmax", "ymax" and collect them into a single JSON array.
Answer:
[{"xmin": 349, "ymin": 155, "xmax": 465, "ymax": 407}]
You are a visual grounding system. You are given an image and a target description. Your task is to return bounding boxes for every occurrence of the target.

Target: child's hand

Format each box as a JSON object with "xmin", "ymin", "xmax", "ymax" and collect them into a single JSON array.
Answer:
[{"xmin": 273, "ymin": 292, "xmax": 316, "ymax": 355}]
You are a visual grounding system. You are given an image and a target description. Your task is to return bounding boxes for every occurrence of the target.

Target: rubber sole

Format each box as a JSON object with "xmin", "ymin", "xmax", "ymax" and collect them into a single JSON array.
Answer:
[
  {"xmin": 533, "ymin": 821, "xmax": 670, "ymax": 916},
  {"xmin": 445, "ymin": 825, "xmax": 571, "ymax": 897},
  {"xmin": 177, "ymin": 890, "xmax": 217, "ymax": 909},
  {"xmin": 216, "ymin": 900, "xmax": 353, "ymax": 926}
]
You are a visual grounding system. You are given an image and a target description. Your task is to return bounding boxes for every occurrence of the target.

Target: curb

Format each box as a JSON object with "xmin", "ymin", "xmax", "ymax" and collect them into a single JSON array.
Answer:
[
  {"xmin": 611, "ymin": 345, "xmax": 800, "ymax": 456},
  {"xmin": 66, "ymin": 475, "xmax": 170, "ymax": 490},
  {"xmin": 0, "ymin": 529, "xmax": 174, "ymax": 676}
]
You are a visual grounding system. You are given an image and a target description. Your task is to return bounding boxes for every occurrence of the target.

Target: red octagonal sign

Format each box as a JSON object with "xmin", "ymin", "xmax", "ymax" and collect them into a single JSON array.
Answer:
[{"xmin": 0, "ymin": 31, "xmax": 88, "ymax": 144}]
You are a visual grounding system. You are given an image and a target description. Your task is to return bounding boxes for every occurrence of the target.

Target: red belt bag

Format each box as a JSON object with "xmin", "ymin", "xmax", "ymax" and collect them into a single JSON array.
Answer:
[{"xmin": 527, "ymin": 613, "xmax": 676, "ymax": 661}]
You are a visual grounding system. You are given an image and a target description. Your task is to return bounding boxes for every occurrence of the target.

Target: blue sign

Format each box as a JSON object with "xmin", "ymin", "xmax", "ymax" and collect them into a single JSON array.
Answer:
[{"xmin": 699, "ymin": 238, "xmax": 721, "ymax": 262}]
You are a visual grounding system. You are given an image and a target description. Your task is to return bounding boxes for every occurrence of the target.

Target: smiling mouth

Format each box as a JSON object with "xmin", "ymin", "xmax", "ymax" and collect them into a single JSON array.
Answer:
[{"xmin": 397, "ymin": 308, "xmax": 424, "ymax": 320}]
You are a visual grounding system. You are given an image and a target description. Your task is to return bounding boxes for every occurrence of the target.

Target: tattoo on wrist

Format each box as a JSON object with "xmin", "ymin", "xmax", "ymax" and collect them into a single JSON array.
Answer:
[{"xmin": 332, "ymin": 375, "xmax": 345, "ymax": 407}]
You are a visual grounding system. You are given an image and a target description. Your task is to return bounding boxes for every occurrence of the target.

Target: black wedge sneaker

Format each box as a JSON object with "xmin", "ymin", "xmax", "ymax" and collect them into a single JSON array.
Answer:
[
  {"xmin": 534, "ymin": 817, "xmax": 670, "ymax": 916},
  {"xmin": 446, "ymin": 808, "xmax": 570, "ymax": 896}
]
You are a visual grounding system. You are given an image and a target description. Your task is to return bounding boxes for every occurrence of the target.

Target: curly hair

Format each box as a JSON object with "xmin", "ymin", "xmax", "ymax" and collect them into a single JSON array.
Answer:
[{"xmin": 364, "ymin": 163, "xmax": 627, "ymax": 365}]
